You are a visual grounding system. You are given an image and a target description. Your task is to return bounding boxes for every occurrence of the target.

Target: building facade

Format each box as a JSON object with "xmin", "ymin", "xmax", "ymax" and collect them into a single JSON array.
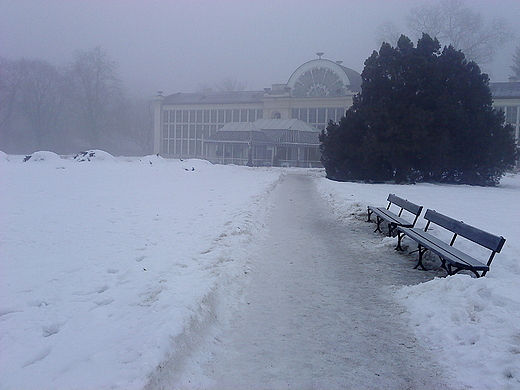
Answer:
[
  {"xmin": 204, "ymin": 119, "xmax": 323, "ymax": 167},
  {"xmin": 153, "ymin": 56, "xmax": 520, "ymax": 166},
  {"xmin": 152, "ymin": 56, "xmax": 361, "ymax": 166},
  {"xmin": 490, "ymin": 81, "xmax": 520, "ymax": 148}
]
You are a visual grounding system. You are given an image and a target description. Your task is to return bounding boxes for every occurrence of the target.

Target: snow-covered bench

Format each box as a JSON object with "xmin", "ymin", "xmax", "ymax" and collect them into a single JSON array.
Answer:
[
  {"xmin": 397, "ymin": 209, "xmax": 506, "ymax": 278},
  {"xmin": 367, "ymin": 194, "xmax": 423, "ymax": 238}
]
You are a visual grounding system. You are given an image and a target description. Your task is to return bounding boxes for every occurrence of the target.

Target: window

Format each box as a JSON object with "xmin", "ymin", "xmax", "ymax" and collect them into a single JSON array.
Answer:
[
  {"xmin": 272, "ymin": 112, "xmax": 281, "ymax": 119},
  {"xmin": 309, "ymin": 108, "xmax": 317, "ymax": 123},
  {"xmin": 506, "ymin": 106, "xmax": 518, "ymax": 124},
  {"xmin": 249, "ymin": 109, "xmax": 256, "ymax": 122},
  {"xmin": 318, "ymin": 108, "xmax": 326, "ymax": 123}
]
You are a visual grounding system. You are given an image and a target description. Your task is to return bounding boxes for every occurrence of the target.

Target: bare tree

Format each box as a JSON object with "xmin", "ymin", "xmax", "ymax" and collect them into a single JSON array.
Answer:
[
  {"xmin": 511, "ymin": 46, "xmax": 520, "ymax": 80},
  {"xmin": 0, "ymin": 57, "xmax": 23, "ymax": 150},
  {"xmin": 113, "ymin": 97, "xmax": 153, "ymax": 154},
  {"xmin": 17, "ymin": 59, "xmax": 66, "ymax": 149},
  {"xmin": 214, "ymin": 77, "xmax": 247, "ymax": 92},
  {"xmin": 68, "ymin": 46, "xmax": 122, "ymax": 148},
  {"xmin": 377, "ymin": 0, "xmax": 514, "ymax": 65},
  {"xmin": 375, "ymin": 21, "xmax": 402, "ymax": 46}
]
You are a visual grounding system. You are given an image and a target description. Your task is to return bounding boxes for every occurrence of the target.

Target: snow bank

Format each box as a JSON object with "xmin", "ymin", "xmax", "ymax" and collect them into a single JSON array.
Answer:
[
  {"xmin": 314, "ymin": 171, "xmax": 520, "ymax": 389},
  {"xmin": 0, "ymin": 155, "xmax": 283, "ymax": 389}
]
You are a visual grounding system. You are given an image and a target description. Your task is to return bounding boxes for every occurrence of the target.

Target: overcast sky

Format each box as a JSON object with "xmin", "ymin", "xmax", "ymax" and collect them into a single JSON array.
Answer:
[{"xmin": 1, "ymin": 0, "xmax": 519, "ymax": 97}]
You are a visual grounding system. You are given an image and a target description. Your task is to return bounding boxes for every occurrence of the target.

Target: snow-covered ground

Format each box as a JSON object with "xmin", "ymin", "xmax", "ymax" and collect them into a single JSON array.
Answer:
[
  {"xmin": 1, "ymin": 150, "xmax": 519, "ymax": 389},
  {"xmin": 315, "ymin": 172, "xmax": 520, "ymax": 390},
  {"xmin": 0, "ymin": 151, "xmax": 283, "ymax": 389}
]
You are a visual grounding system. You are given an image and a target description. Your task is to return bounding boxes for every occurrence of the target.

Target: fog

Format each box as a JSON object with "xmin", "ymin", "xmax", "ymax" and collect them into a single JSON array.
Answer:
[{"xmin": 1, "ymin": 0, "xmax": 519, "ymax": 97}]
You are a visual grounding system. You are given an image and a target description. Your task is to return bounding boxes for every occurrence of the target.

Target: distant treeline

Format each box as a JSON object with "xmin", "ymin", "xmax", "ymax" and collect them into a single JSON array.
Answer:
[{"xmin": 0, "ymin": 47, "xmax": 152, "ymax": 155}]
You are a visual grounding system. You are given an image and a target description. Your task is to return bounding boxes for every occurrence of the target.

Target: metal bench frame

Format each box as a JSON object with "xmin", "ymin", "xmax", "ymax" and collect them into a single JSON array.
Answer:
[
  {"xmin": 397, "ymin": 209, "xmax": 506, "ymax": 278},
  {"xmin": 367, "ymin": 194, "xmax": 423, "ymax": 238}
]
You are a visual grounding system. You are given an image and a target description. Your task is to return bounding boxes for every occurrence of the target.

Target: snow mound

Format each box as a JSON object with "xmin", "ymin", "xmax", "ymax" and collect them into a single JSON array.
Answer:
[
  {"xmin": 139, "ymin": 154, "xmax": 167, "ymax": 165},
  {"xmin": 179, "ymin": 158, "xmax": 213, "ymax": 172},
  {"xmin": 23, "ymin": 151, "xmax": 62, "ymax": 163},
  {"xmin": 73, "ymin": 150, "xmax": 116, "ymax": 162}
]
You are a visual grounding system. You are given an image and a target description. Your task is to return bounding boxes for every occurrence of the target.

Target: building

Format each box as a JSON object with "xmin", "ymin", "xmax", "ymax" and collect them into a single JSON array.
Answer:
[
  {"xmin": 204, "ymin": 119, "xmax": 322, "ymax": 167},
  {"xmin": 153, "ymin": 56, "xmax": 520, "ymax": 166},
  {"xmin": 490, "ymin": 81, "xmax": 520, "ymax": 148},
  {"xmin": 152, "ymin": 55, "xmax": 361, "ymax": 166}
]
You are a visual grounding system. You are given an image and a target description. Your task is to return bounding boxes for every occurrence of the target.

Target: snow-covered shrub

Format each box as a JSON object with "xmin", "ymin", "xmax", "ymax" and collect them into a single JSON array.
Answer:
[
  {"xmin": 179, "ymin": 158, "xmax": 213, "ymax": 172},
  {"xmin": 73, "ymin": 150, "xmax": 115, "ymax": 162},
  {"xmin": 139, "ymin": 154, "xmax": 167, "ymax": 165},
  {"xmin": 23, "ymin": 151, "xmax": 62, "ymax": 163}
]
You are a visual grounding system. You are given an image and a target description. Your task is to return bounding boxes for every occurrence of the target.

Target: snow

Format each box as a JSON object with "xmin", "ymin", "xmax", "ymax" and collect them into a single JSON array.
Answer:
[
  {"xmin": 0, "ymin": 153, "xmax": 283, "ymax": 389},
  {"xmin": 1, "ymin": 151, "xmax": 519, "ymax": 389},
  {"xmin": 314, "ymin": 172, "xmax": 520, "ymax": 390}
]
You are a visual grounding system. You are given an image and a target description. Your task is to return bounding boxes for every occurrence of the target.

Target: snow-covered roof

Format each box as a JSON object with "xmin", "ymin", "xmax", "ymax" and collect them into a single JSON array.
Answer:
[
  {"xmin": 207, "ymin": 119, "xmax": 320, "ymax": 145},
  {"xmin": 253, "ymin": 118, "xmax": 320, "ymax": 132},
  {"xmin": 489, "ymin": 82, "xmax": 520, "ymax": 99},
  {"xmin": 163, "ymin": 90, "xmax": 264, "ymax": 105}
]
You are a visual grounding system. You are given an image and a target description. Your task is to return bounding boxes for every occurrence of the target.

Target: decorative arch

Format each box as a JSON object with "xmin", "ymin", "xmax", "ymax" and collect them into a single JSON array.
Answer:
[{"xmin": 287, "ymin": 59, "xmax": 361, "ymax": 98}]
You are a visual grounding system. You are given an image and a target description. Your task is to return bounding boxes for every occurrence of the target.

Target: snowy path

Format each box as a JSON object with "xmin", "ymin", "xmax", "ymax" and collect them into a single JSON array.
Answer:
[{"xmin": 180, "ymin": 173, "xmax": 449, "ymax": 389}]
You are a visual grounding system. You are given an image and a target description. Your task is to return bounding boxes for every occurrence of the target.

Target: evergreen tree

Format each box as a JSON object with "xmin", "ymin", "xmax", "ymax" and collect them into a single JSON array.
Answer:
[{"xmin": 320, "ymin": 34, "xmax": 517, "ymax": 186}]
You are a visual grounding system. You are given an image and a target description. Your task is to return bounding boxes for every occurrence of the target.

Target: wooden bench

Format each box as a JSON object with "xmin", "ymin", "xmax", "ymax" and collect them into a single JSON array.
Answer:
[
  {"xmin": 397, "ymin": 209, "xmax": 506, "ymax": 278},
  {"xmin": 367, "ymin": 194, "xmax": 423, "ymax": 238}
]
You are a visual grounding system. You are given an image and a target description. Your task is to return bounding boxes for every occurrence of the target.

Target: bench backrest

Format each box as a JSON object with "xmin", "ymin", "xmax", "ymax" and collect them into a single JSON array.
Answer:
[
  {"xmin": 424, "ymin": 209, "xmax": 506, "ymax": 253},
  {"xmin": 387, "ymin": 194, "xmax": 423, "ymax": 222}
]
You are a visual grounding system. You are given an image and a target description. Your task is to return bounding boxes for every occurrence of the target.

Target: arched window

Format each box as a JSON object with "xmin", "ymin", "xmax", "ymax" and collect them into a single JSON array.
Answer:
[{"xmin": 272, "ymin": 112, "xmax": 281, "ymax": 119}]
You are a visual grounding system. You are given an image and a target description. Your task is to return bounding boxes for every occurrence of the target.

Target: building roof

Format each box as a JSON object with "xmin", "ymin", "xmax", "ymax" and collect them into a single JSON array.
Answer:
[
  {"xmin": 206, "ymin": 119, "xmax": 320, "ymax": 145},
  {"xmin": 254, "ymin": 119, "xmax": 320, "ymax": 132},
  {"xmin": 206, "ymin": 130, "xmax": 271, "ymax": 143},
  {"xmin": 163, "ymin": 90, "xmax": 264, "ymax": 105},
  {"xmin": 489, "ymin": 82, "xmax": 520, "ymax": 99}
]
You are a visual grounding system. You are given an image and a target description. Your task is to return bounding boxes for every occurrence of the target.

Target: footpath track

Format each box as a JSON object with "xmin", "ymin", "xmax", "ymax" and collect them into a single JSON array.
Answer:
[{"xmin": 182, "ymin": 173, "xmax": 449, "ymax": 389}]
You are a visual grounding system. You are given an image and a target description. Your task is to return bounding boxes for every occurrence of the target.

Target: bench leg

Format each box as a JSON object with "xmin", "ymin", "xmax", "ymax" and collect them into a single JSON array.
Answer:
[
  {"xmin": 395, "ymin": 231, "xmax": 405, "ymax": 251},
  {"xmin": 388, "ymin": 222, "xmax": 397, "ymax": 237},
  {"xmin": 366, "ymin": 208, "xmax": 372, "ymax": 222},
  {"xmin": 413, "ymin": 244, "xmax": 428, "ymax": 271},
  {"xmin": 443, "ymin": 261, "xmax": 482, "ymax": 278},
  {"xmin": 374, "ymin": 216, "xmax": 383, "ymax": 233}
]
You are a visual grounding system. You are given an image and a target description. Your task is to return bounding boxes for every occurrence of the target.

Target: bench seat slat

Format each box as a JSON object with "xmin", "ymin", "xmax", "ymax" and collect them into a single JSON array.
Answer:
[
  {"xmin": 368, "ymin": 207, "xmax": 413, "ymax": 227},
  {"xmin": 400, "ymin": 227, "xmax": 489, "ymax": 271}
]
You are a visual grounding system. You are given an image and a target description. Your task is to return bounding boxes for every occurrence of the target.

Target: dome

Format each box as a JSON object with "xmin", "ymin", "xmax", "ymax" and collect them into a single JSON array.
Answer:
[{"xmin": 287, "ymin": 58, "xmax": 361, "ymax": 98}]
